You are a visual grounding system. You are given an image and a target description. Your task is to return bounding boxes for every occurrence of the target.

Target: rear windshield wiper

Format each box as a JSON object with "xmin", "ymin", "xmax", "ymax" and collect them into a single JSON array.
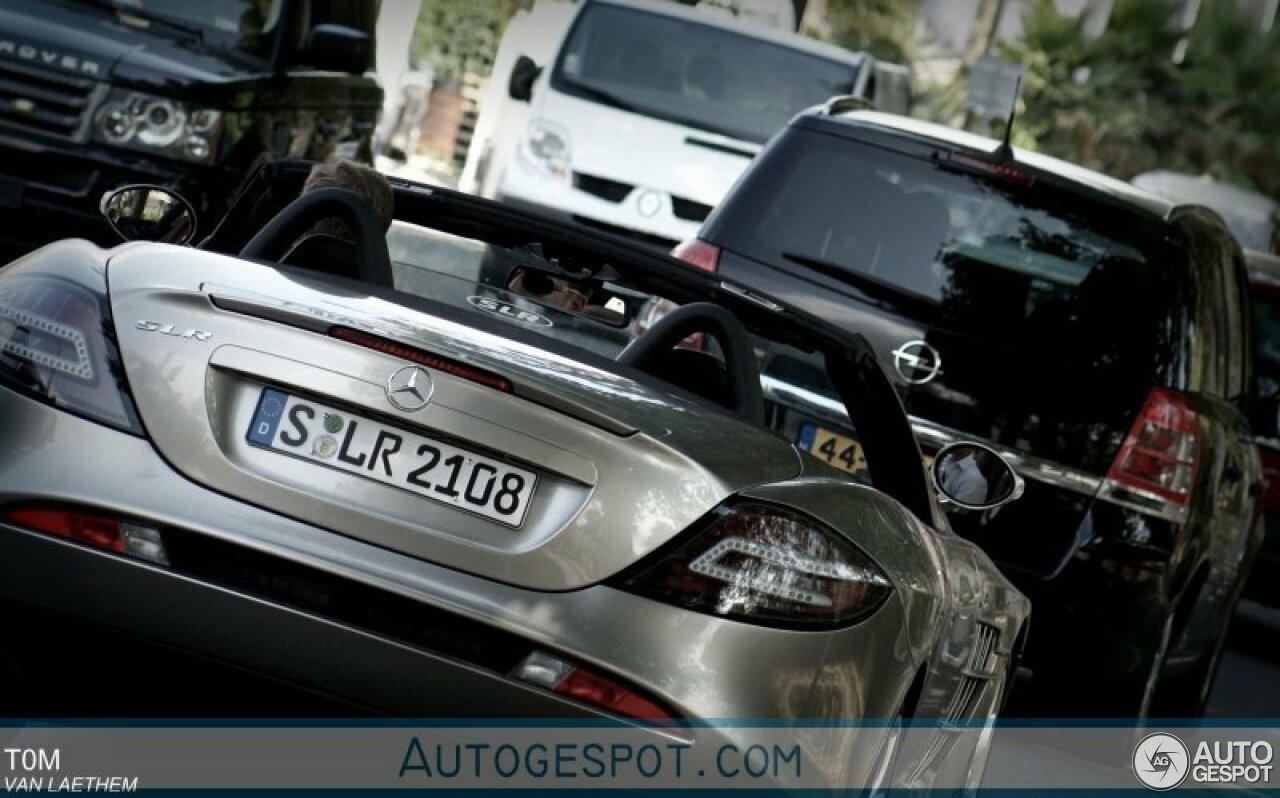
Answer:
[{"xmin": 780, "ymin": 251, "xmax": 939, "ymax": 318}]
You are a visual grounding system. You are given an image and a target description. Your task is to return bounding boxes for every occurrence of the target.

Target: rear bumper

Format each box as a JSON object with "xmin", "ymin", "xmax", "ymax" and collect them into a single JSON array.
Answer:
[
  {"xmin": 0, "ymin": 523, "xmax": 600, "ymax": 719},
  {"xmin": 0, "ymin": 386, "xmax": 914, "ymax": 773}
]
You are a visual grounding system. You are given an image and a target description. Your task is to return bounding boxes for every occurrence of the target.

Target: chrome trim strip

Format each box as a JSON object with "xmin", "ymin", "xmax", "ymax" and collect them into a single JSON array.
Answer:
[
  {"xmin": 1096, "ymin": 478, "xmax": 1190, "ymax": 524},
  {"xmin": 931, "ymin": 440, "xmax": 1026, "ymax": 511},
  {"xmin": 761, "ymin": 375, "xmax": 1103, "ymax": 498},
  {"xmin": 718, "ymin": 281, "xmax": 784, "ymax": 311}
]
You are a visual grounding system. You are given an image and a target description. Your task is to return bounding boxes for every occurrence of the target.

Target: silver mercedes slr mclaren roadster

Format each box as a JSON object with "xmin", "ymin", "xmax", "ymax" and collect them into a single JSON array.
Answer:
[{"xmin": 0, "ymin": 160, "xmax": 1029, "ymax": 789}]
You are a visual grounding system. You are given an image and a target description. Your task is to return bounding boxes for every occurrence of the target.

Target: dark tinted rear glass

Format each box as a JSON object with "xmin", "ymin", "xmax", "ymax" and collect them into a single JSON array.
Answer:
[{"xmin": 706, "ymin": 127, "xmax": 1184, "ymax": 378}]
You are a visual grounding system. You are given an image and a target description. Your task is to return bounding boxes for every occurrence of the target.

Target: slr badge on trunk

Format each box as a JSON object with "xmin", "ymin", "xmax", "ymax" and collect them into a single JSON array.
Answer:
[
  {"xmin": 386, "ymin": 365, "xmax": 434, "ymax": 411},
  {"xmin": 891, "ymin": 339, "xmax": 943, "ymax": 385}
]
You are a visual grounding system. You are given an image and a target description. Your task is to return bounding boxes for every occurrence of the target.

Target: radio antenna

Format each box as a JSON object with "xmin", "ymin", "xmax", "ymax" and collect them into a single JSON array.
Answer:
[{"xmin": 993, "ymin": 74, "xmax": 1022, "ymax": 163}]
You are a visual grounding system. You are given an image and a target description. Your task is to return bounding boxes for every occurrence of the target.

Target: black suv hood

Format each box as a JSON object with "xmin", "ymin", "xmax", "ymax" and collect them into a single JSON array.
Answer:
[{"xmin": 3, "ymin": 0, "xmax": 265, "ymax": 87}]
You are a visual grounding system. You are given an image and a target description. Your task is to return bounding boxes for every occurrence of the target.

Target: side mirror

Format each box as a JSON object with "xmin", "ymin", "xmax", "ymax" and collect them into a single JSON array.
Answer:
[
  {"xmin": 509, "ymin": 55, "xmax": 541, "ymax": 102},
  {"xmin": 99, "ymin": 185, "xmax": 196, "ymax": 245},
  {"xmin": 931, "ymin": 441, "xmax": 1024, "ymax": 511},
  {"xmin": 304, "ymin": 24, "xmax": 371, "ymax": 75}
]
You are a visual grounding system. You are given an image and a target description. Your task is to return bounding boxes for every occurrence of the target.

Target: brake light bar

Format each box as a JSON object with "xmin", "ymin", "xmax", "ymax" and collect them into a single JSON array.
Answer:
[
  {"xmin": 941, "ymin": 151, "xmax": 1035, "ymax": 187},
  {"xmin": 329, "ymin": 326, "xmax": 512, "ymax": 393},
  {"xmin": 1099, "ymin": 387, "xmax": 1199, "ymax": 522}
]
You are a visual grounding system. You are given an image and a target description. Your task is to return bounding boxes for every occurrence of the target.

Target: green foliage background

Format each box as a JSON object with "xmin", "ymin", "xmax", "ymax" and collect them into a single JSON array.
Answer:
[
  {"xmin": 821, "ymin": 0, "xmax": 1280, "ymax": 199},
  {"xmin": 1004, "ymin": 0, "xmax": 1280, "ymax": 197},
  {"xmin": 412, "ymin": 0, "xmax": 515, "ymax": 82}
]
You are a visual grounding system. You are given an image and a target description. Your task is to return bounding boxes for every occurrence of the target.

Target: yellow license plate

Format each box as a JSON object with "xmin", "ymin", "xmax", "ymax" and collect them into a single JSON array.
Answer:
[
  {"xmin": 799, "ymin": 422, "xmax": 867, "ymax": 475},
  {"xmin": 798, "ymin": 422, "xmax": 934, "ymax": 475}
]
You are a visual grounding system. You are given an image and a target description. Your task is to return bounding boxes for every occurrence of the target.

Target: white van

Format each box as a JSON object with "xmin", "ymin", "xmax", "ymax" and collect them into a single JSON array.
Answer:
[{"xmin": 462, "ymin": 0, "xmax": 909, "ymax": 249}]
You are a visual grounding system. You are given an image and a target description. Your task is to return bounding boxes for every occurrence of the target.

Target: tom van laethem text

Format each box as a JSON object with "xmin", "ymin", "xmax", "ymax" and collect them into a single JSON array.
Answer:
[{"xmin": 4, "ymin": 749, "xmax": 137, "ymax": 793}]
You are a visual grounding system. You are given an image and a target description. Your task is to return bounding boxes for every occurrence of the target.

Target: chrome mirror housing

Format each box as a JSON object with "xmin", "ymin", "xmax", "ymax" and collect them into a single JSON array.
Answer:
[
  {"xmin": 100, "ymin": 185, "xmax": 196, "ymax": 245},
  {"xmin": 931, "ymin": 441, "xmax": 1025, "ymax": 511}
]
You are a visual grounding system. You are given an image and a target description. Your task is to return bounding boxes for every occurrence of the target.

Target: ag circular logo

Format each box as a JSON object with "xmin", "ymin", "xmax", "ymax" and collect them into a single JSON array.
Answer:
[{"xmin": 1134, "ymin": 733, "xmax": 1190, "ymax": 790}]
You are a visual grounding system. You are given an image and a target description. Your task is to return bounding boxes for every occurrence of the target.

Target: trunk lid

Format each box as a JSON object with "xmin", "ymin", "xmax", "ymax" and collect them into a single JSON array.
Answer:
[{"xmin": 107, "ymin": 245, "xmax": 801, "ymax": 590}]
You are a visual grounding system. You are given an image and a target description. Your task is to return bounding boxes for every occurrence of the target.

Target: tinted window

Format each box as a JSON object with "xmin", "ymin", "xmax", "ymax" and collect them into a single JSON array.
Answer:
[
  {"xmin": 550, "ymin": 4, "xmax": 859, "ymax": 144},
  {"xmin": 707, "ymin": 129, "xmax": 1185, "ymax": 380}
]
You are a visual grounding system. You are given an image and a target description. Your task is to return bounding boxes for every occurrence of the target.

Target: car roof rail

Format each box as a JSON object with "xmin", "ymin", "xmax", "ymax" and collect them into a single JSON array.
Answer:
[{"xmin": 822, "ymin": 95, "xmax": 872, "ymax": 116}]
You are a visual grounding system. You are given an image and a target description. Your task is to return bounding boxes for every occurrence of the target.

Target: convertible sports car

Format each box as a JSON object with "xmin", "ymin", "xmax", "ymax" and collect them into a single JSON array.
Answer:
[{"xmin": 0, "ymin": 160, "xmax": 1029, "ymax": 789}]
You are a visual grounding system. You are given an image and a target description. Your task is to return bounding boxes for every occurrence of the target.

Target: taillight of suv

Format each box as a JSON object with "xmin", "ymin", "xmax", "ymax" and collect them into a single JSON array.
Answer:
[
  {"xmin": 672, "ymin": 239, "xmax": 721, "ymax": 273},
  {"xmin": 1099, "ymin": 386, "xmax": 1200, "ymax": 523}
]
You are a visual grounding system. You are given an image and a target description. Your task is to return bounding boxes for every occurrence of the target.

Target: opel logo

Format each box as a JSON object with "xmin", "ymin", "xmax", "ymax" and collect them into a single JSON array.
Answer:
[
  {"xmin": 385, "ymin": 365, "xmax": 434, "ymax": 411},
  {"xmin": 892, "ymin": 340, "xmax": 943, "ymax": 385},
  {"xmin": 636, "ymin": 190, "xmax": 662, "ymax": 218}
]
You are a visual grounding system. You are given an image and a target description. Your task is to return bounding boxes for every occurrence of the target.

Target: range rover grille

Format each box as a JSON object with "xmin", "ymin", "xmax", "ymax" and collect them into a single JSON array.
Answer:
[{"xmin": 0, "ymin": 58, "xmax": 97, "ymax": 140}]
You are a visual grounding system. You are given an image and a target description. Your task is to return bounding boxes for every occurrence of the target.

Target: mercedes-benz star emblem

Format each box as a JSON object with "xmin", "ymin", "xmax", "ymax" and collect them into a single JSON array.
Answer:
[
  {"xmin": 892, "ymin": 340, "xmax": 943, "ymax": 385},
  {"xmin": 385, "ymin": 365, "xmax": 434, "ymax": 411}
]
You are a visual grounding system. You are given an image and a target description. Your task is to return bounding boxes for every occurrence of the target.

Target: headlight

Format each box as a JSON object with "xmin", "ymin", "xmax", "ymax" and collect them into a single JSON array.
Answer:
[
  {"xmin": 93, "ymin": 90, "xmax": 222, "ymax": 164},
  {"xmin": 517, "ymin": 118, "xmax": 571, "ymax": 181},
  {"xmin": 621, "ymin": 502, "xmax": 893, "ymax": 627},
  {"xmin": 0, "ymin": 270, "xmax": 143, "ymax": 436}
]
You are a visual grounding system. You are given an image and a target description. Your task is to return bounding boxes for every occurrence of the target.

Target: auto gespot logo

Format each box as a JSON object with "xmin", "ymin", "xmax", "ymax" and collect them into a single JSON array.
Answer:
[{"xmin": 1133, "ymin": 732, "xmax": 1274, "ymax": 789}]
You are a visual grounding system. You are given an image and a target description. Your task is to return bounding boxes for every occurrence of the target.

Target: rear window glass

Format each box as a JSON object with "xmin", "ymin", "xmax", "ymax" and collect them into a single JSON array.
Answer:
[{"xmin": 707, "ymin": 129, "xmax": 1183, "ymax": 370}]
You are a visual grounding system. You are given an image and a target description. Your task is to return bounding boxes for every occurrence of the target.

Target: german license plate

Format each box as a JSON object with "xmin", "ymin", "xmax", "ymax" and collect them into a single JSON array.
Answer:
[
  {"xmin": 797, "ymin": 422, "xmax": 934, "ymax": 475},
  {"xmin": 247, "ymin": 388, "xmax": 537, "ymax": 527}
]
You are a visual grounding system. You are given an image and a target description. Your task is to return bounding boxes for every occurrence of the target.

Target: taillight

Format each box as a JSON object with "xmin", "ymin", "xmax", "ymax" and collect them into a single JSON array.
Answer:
[
  {"xmin": 511, "ymin": 650, "xmax": 675, "ymax": 721},
  {"xmin": 4, "ymin": 504, "xmax": 169, "ymax": 565},
  {"xmin": 621, "ymin": 502, "xmax": 893, "ymax": 627},
  {"xmin": 1099, "ymin": 387, "xmax": 1200, "ymax": 522},
  {"xmin": 329, "ymin": 326, "xmax": 512, "ymax": 392},
  {"xmin": 0, "ymin": 274, "xmax": 143, "ymax": 434},
  {"xmin": 671, "ymin": 238, "xmax": 721, "ymax": 272}
]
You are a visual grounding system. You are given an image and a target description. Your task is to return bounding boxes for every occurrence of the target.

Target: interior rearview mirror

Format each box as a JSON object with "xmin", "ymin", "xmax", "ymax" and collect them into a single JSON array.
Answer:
[
  {"xmin": 506, "ymin": 266, "xmax": 629, "ymax": 327},
  {"xmin": 931, "ymin": 441, "xmax": 1024, "ymax": 511},
  {"xmin": 99, "ymin": 185, "xmax": 196, "ymax": 245},
  {"xmin": 509, "ymin": 55, "xmax": 541, "ymax": 102}
]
